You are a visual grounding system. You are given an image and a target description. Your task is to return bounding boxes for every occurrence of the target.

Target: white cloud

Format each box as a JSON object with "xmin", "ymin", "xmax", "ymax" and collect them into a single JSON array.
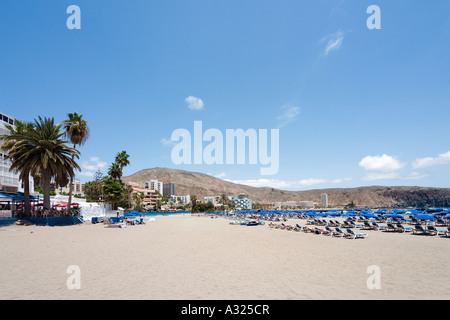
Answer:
[
  {"xmin": 276, "ymin": 105, "xmax": 300, "ymax": 128},
  {"xmin": 185, "ymin": 96, "xmax": 204, "ymax": 110},
  {"xmin": 79, "ymin": 171, "xmax": 95, "ymax": 177},
  {"xmin": 225, "ymin": 177, "xmax": 351, "ymax": 190},
  {"xmin": 215, "ymin": 172, "xmax": 226, "ymax": 178},
  {"xmin": 412, "ymin": 151, "xmax": 450, "ymax": 169},
  {"xmin": 321, "ymin": 30, "xmax": 344, "ymax": 55},
  {"xmin": 359, "ymin": 154, "xmax": 404, "ymax": 172},
  {"xmin": 359, "ymin": 154, "xmax": 430, "ymax": 181},
  {"xmin": 80, "ymin": 157, "xmax": 107, "ymax": 176}
]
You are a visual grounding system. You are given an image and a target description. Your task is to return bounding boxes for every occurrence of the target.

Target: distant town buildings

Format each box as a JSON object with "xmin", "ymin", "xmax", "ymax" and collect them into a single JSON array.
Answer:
[{"xmin": 54, "ymin": 181, "xmax": 85, "ymax": 196}]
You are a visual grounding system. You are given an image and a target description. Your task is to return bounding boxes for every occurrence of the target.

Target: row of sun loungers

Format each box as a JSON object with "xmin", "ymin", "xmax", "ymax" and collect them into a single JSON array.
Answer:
[
  {"xmin": 268, "ymin": 223, "xmax": 368, "ymax": 239},
  {"xmin": 293, "ymin": 219, "xmax": 450, "ymax": 237}
]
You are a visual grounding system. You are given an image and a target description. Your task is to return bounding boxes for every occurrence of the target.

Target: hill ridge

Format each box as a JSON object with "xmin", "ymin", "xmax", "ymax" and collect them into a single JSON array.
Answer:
[{"xmin": 122, "ymin": 167, "xmax": 450, "ymax": 208}]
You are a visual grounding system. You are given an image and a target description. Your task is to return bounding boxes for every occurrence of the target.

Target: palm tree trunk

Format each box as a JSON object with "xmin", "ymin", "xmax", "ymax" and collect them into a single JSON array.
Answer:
[
  {"xmin": 23, "ymin": 175, "xmax": 31, "ymax": 217},
  {"xmin": 42, "ymin": 168, "xmax": 51, "ymax": 210},
  {"xmin": 67, "ymin": 150, "xmax": 75, "ymax": 216}
]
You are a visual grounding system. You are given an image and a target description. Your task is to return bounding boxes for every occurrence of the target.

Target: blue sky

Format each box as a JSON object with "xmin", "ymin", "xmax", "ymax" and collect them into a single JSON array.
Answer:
[{"xmin": 1, "ymin": 0, "xmax": 449, "ymax": 190}]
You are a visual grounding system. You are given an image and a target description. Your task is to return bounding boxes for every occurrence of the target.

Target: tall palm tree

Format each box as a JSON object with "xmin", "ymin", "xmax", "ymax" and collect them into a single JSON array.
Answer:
[
  {"xmin": 107, "ymin": 162, "xmax": 122, "ymax": 181},
  {"xmin": 0, "ymin": 120, "xmax": 35, "ymax": 217},
  {"xmin": 190, "ymin": 194, "xmax": 197, "ymax": 213},
  {"xmin": 63, "ymin": 112, "xmax": 89, "ymax": 214},
  {"xmin": 20, "ymin": 116, "xmax": 80, "ymax": 210},
  {"xmin": 114, "ymin": 150, "xmax": 130, "ymax": 182}
]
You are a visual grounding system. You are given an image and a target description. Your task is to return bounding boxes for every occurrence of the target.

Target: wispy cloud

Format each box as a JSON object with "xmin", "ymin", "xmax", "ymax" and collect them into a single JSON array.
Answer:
[
  {"xmin": 362, "ymin": 171, "xmax": 429, "ymax": 181},
  {"xmin": 185, "ymin": 96, "xmax": 204, "ymax": 110},
  {"xmin": 320, "ymin": 30, "xmax": 345, "ymax": 56},
  {"xmin": 80, "ymin": 157, "xmax": 107, "ymax": 177},
  {"xmin": 276, "ymin": 105, "xmax": 300, "ymax": 128},
  {"xmin": 215, "ymin": 172, "xmax": 226, "ymax": 178},
  {"xmin": 412, "ymin": 151, "xmax": 450, "ymax": 169}
]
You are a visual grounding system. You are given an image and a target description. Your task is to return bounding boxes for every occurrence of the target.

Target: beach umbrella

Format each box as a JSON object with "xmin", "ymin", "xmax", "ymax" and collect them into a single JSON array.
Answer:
[
  {"xmin": 362, "ymin": 213, "xmax": 378, "ymax": 219},
  {"xmin": 342, "ymin": 213, "xmax": 355, "ymax": 217},
  {"xmin": 414, "ymin": 214, "xmax": 437, "ymax": 220},
  {"xmin": 316, "ymin": 213, "xmax": 327, "ymax": 217},
  {"xmin": 384, "ymin": 214, "xmax": 403, "ymax": 219}
]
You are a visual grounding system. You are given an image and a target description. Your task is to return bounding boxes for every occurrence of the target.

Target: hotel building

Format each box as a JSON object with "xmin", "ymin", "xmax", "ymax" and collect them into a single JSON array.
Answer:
[{"xmin": 0, "ymin": 112, "xmax": 34, "ymax": 194}]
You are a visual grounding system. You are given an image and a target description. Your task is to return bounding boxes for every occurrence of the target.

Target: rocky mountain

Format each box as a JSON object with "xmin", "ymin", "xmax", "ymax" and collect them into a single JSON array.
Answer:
[{"xmin": 122, "ymin": 167, "xmax": 450, "ymax": 208}]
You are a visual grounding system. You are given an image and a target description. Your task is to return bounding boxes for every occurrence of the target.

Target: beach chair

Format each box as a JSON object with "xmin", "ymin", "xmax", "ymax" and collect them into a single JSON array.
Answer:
[
  {"xmin": 346, "ymin": 228, "xmax": 368, "ymax": 239},
  {"xmin": 413, "ymin": 225, "xmax": 427, "ymax": 235},
  {"xmin": 329, "ymin": 226, "xmax": 342, "ymax": 237},
  {"xmin": 342, "ymin": 221, "xmax": 353, "ymax": 228},
  {"xmin": 436, "ymin": 227, "xmax": 448, "ymax": 237},
  {"xmin": 362, "ymin": 221, "xmax": 374, "ymax": 230},
  {"xmin": 386, "ymin": 223, "xmax": 398, "ymax": 232},
  {"xmin": 444, "ymin": 226, "xmax": 450, "ymax": 237},
  {"xmin": 396, "ymin": 224, "xmax": 413, "ymax": 233},
  {"xmin": 334, "ymin": 227, "xmax": 351, "ymax": 238},
  {"xmin": 349, "ymin": 221, "xmax": 363, "ymax": 228},
  {"xmin": 303, "ymin": 226, "xmax": 315, "ymax": 233},
  {"xmin": 295, "ymin": 224, "xmax": 303, "ymax": 232},
  {"xmin": 426, "ymin": 226, "xmax": 438, "ymax": 236},
  {"xmin": 371, "ymin": 222, "xmax": 387, "ymax": 231},
  {"xmin": 313, "ymin": 227, "xmax": 323, "ymax": 234},
  {"xmin": 319, "ymin": 226, "xmax": 332, "ymax": 236}
]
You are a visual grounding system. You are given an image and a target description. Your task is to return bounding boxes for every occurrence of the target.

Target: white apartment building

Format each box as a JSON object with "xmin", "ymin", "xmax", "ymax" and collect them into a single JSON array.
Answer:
[
  {"xmin": 0, "ymin": 112, "xmax": 34, "ymax": 194},
  {"xmin": 170, "ymin": 195, "xmax": 191, "ymax": 205},
  {"xmin": 145, "ymin": 179, "xmax": 163, "ymax": 195},
  {"xmin": 204, "ymin": 196, "xmax": 216, "ymax": 204}
]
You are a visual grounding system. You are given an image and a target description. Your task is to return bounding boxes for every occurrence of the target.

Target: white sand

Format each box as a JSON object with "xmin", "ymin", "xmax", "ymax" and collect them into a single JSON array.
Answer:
[{"xmin": 0, "ymin": 214, "xmax": 449, "ymax": 300}]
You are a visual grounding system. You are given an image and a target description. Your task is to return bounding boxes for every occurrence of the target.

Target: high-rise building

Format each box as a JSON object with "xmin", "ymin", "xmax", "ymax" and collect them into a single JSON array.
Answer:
[
  {"xmin": 320, "ymin": 193, "xmax": 328, "ymax": 207},
  {"xmin": 163, "ymin": 182, "xmax": 175, "ymax": 198}
]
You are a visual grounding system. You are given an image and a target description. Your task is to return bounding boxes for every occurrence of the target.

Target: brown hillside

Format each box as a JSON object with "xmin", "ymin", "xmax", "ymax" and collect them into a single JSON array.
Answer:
[{"xmin": 122, "ymin": 167, "xmax": 450, "ymax": 208}]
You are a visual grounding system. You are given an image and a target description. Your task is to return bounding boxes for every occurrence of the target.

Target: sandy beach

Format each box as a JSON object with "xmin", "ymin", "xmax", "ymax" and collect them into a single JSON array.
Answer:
[{"xmin": 0, "ymin": 214, "xmax": 449, "ymax": 300}]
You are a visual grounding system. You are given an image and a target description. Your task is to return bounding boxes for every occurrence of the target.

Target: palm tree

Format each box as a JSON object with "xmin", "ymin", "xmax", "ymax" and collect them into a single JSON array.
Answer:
[
  {"xmin": 63, "ymin": 112, "xmax": 89, "ymax": 214},
  {"xmin": 190, "ymin": 194, "xmax": 197, "ymax": 213},
  {"xmin": 107, "ymin": 162, "xmax": 122, "ymax": 181},
  {"xmin": 20, "ymin": 116, "xmax": 80, "ymax": 210},
  {"xmin": 102, "ymin": 176, "xmax": 123, "ymax": 210},
  {"xmin": 114, "ymin": 150, "xmax": 130, "ymax": 182},
  {"xmin": 220, "ymin": 194, "xmax": 227, "ymax": 211},
  {"xmin": 0, "ymin": 120, "xmax": 35, "ymax": 217}
]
